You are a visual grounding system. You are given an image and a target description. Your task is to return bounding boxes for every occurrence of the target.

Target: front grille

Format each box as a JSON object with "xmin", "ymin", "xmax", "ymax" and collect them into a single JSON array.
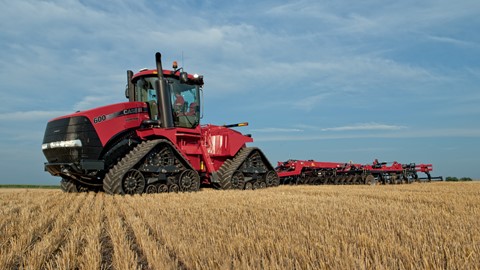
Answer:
[
  {"xmin": 43, "ymin": 148, "xmax": 81, "ymax": 163},
  {"xmin": 42, "ymin": 116, "xmax": 103, "ymax": 164}
]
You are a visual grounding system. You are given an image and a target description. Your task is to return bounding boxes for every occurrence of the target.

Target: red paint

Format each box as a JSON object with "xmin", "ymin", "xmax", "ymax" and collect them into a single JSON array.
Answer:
[{"xmin": 276, "ymin": 159, "xmax": 434, "ymax": 178}]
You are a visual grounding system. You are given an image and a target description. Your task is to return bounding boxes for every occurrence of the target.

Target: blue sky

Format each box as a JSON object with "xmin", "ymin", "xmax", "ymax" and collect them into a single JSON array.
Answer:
[{"xmin": 0, "ymin": 0, "xmax": 479, "ymax": 184}]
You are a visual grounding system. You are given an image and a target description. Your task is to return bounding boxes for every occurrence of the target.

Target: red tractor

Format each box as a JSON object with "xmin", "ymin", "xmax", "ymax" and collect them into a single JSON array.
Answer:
[{"xmin": 42, "ymin": 52, "xmax": 279, "ymax": 194}]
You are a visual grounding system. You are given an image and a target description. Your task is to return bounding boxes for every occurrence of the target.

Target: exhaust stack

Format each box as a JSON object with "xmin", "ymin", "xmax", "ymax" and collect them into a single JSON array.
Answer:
[
  {"xmin": 155, "ymin": 52, "xmax": 174, "ymax": 128},
  {"xmin": 126, "ymin": 70, "xmax": 134, "ymax": 102}
]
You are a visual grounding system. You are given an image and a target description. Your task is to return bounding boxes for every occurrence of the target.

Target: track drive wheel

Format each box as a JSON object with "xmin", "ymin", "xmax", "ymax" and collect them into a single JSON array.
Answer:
[
  {"xmin": 60, "ymin": 178, "xmax": 78, "ymax": 193},
  {"xmin": 231, "ymin": 171, "xmax": 245, "ymax": 189},
  {"xmin": 178, "ymin": 169, "xmax": 201, "ymax": 192}
]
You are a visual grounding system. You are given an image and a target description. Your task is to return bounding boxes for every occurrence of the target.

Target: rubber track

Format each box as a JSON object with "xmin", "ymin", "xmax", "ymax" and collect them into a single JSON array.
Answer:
[
  {"xmin": 216, "ymin": 147, "xmax": 274, "ymax": 190},
  {"xmin": 103, "ymin": 139, "xmax": 194, "ymax": 195}
]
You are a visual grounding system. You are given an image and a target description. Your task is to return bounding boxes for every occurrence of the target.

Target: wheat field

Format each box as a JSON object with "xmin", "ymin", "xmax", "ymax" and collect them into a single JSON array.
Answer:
[{"xmin": 0, "ymin": 182, "xmax": 479, "ymax": 269}]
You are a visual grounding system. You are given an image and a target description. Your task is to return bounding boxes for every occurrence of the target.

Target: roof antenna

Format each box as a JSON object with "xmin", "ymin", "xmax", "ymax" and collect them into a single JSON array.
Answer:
[{"xmin": 181, "ymin": 51, "xmax": 184, "ymax": 68}]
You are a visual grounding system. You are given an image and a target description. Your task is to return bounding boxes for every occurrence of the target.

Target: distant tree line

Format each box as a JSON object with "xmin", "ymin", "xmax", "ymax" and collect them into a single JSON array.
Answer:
[{"xmin": 445, "ymin": 177, "xmax": 473, "ymax": 182}]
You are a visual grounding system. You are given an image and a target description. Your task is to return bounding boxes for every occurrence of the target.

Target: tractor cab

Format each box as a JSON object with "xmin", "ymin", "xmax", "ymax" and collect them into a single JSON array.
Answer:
[{"xmin": 126, "ymin": 59, "xmax": 204, "ymax": 129}]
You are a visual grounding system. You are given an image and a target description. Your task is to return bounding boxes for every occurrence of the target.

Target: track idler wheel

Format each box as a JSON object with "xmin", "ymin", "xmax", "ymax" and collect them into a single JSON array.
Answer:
[
  {"xmin": 231, "ymin": 171, "xmax": 245, "ymax": 190},
  {"xmin": 245, "ymin": 182, "xmax": 253, "ymax": 190},
  {"xmin": 178, "ymin": 169, "xmax": 201, "ymax": 192},
  {"xmin": 122, "ymin": 169, "xmax": 146, "ymax": 194},
  {"xmin": 264, "ymin": 170, "xmax": 280, "ymax": 187}
]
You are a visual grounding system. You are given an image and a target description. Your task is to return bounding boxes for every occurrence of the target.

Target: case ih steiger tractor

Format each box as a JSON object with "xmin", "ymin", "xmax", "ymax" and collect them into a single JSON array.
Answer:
[{"xmin": 42, "ymin": 52, "xmax": 279, "ymax": 194}]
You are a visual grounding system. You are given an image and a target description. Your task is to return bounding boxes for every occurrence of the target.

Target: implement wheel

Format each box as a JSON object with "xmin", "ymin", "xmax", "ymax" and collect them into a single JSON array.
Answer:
[
  {"xmin": 354, "ymin": 175, "xmax": 363, "ymax": 184},
  {"xmin": 390, "ymin": 173, "xmax": 398, "ymax": 184},
  {"xmin": 365, "ymin": 174, "xmax": 376, "ymax": 185}
]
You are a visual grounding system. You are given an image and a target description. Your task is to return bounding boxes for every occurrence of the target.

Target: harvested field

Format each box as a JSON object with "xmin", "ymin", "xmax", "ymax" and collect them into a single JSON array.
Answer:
[{"xmin": 0, "ymin": 182, "xmax": 479, "ymax": 269}]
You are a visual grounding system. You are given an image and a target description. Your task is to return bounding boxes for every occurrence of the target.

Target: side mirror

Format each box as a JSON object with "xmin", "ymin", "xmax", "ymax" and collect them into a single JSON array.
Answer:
[
  {"xmin": 179, "ymin": 72, "xmax": 188, "ymax": 83},
  {"xmin": 125, "ymin": 85, "xmax": 129, "ymax": 99}
]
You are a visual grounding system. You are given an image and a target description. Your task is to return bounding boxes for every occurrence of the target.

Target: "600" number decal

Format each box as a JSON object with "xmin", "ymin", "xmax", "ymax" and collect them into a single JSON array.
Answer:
[{"xmin": 93, "ymin": 115, "xmax": 106, "ymax": 124}]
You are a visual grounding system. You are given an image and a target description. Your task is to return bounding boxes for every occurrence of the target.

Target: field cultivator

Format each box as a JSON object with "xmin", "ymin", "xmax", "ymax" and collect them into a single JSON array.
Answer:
[{"xmin": 276, "ymin": 159, "xmax": 443, "ymax": 185}]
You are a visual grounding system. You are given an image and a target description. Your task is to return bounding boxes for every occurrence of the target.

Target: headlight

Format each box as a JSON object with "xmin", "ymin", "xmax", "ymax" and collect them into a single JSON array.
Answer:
[{"xmin": 42, "ymin": 139, "xmax": 82, "ymax": 150}]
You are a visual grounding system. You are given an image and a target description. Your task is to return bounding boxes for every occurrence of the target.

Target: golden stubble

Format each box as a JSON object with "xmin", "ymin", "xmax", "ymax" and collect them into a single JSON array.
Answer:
[{"xmin": 0, "ymin": 182, "xmax": 478, "ymax": 269}]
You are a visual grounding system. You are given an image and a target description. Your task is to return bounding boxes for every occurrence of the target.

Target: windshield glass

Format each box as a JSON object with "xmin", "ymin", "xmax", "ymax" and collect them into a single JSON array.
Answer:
[
  {"xmin": 168, "ymin": 79, "xmax": 201, "ymax": 128},
  {"xmin": 134, "ymin": 77, "xmax": 201, "ymax": 128},
  {"xmin": 135, "ymin": 77, "xmax": 158, "ymax": 102}
]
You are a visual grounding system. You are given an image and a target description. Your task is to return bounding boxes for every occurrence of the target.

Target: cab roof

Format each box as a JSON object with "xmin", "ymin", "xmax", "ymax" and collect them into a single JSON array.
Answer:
[{"xmin": 132, "ymin": 69, "xmax": 204, "ymax": 86}]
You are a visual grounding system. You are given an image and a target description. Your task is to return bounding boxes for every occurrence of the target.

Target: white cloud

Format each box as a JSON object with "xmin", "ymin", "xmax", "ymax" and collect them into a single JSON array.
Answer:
[
  {"xmin": 266, "ymin": 1, "xmax": 480, "ymax": 36},
  {"xmin": 73, "ymin": 95, "xmax": 120, "ymax": 111},
  {"xmin": 254, "ymin": 127, "xmax": 480, "ymax": 142},
  {"xmin": 250, "ymin": 127, "xmax": 304, "ymax": 133},
  {"xmin": 321, "ymin": 123, "xmax": 407, "ymax": 132},
  {"xmin": 0, "ymin": 110, "xmax": 72, "ymax": 121},
  {"xmin": 293, "ymin": 94, "xmax": 331, "ymax": 111},
  {"xmin": 427, "ymin": 35, "xmax": 476, "ymax": 47}
]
